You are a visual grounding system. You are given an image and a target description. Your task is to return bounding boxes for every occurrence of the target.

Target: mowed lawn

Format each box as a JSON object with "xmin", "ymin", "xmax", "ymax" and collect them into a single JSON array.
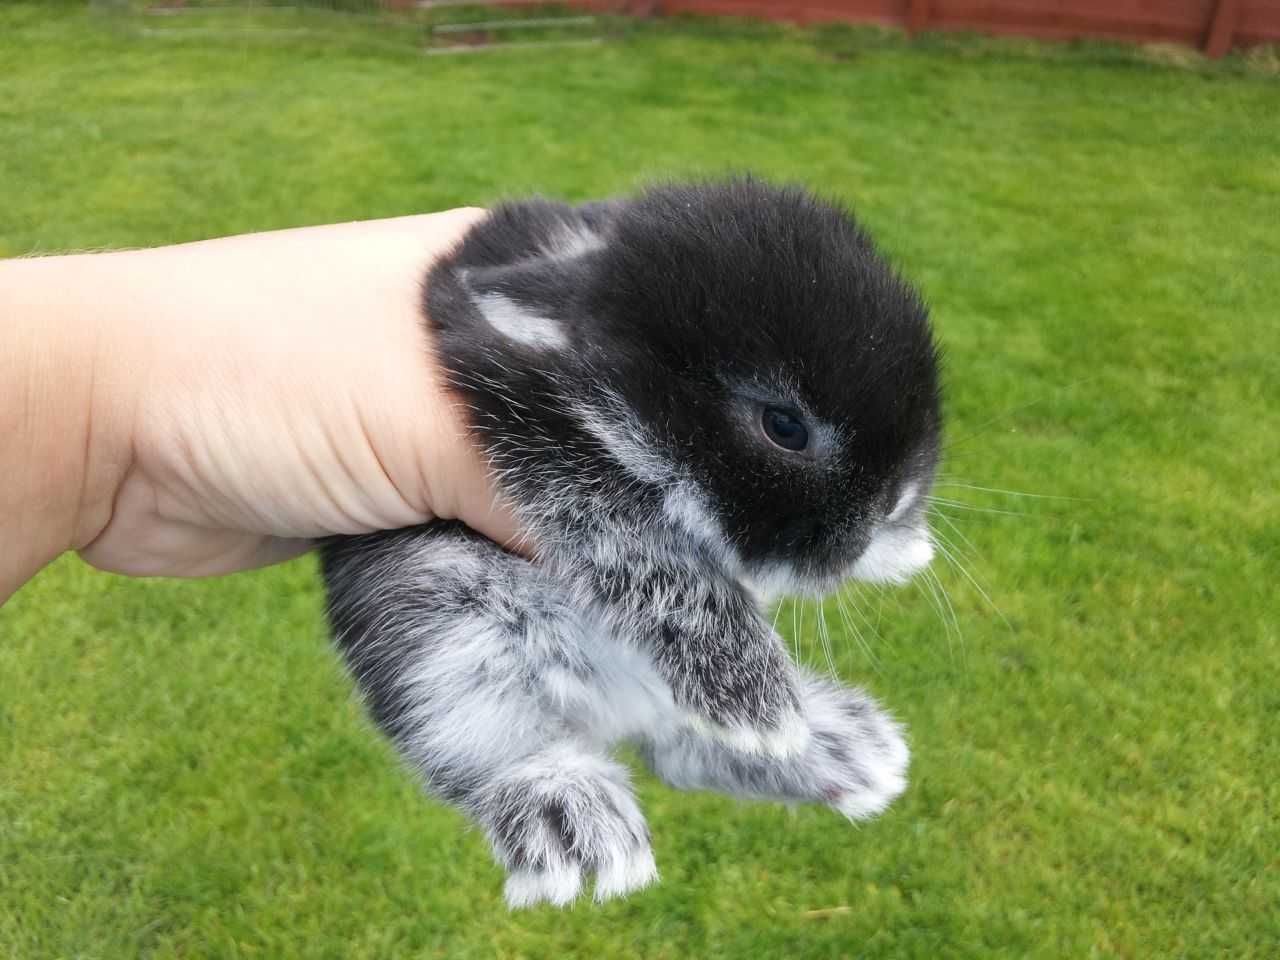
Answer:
[{"xmin": 2, "ymin": 5, "xmax": 1277, "ymax": 957}]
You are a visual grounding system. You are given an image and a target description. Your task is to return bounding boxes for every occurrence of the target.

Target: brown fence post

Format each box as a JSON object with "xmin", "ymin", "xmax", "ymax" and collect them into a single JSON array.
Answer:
[
  {"xmin": 907, "ymin": 0, "xmax": 931, "ymax": 34},
  {"xmin": 1204, "ymin": 0, "xmax": 1241, "ymax": 57}
]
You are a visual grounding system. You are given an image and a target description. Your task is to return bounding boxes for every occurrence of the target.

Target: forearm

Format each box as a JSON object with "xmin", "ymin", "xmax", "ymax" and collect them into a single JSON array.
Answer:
[{"xmin": 0, "ymin": 255, "xmax": 134, "ymax": 603}]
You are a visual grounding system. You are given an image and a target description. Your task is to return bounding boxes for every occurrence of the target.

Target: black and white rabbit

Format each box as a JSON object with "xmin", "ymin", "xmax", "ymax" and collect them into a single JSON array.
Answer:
[{"xmin": 321, "ymin": 178, "xmax": 942, "ymax": 908}]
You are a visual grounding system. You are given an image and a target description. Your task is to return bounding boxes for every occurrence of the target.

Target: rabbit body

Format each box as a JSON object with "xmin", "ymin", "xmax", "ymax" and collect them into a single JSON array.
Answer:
[{"xmin": 320, "ymin": 179, "xmax": 941, "ymax": 908}]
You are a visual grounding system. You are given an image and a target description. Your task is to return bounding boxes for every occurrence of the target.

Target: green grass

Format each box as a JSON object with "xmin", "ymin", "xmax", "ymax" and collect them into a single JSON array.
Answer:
[{"xmin": 2, "ymin": 4, "xmax": 1278, "ymax": 957}]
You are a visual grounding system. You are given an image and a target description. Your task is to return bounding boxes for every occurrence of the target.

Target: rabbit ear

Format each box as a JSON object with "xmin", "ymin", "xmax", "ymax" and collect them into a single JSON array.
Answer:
[{"xmin": 461, "ymin": 254, "xmax": 593, "ymax": 354}]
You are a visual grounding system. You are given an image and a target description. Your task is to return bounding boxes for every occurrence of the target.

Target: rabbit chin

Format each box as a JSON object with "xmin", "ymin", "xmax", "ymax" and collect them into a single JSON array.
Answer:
[{"xmin": 740, "ymin": 524, "xmax": 934, "ymax": 602}]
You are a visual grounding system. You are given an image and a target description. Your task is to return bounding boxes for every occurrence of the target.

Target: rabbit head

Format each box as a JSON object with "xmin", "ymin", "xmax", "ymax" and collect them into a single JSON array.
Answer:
[{"xmin": 425, "ymin": 178, "xmax": 942, "ymax": 598}]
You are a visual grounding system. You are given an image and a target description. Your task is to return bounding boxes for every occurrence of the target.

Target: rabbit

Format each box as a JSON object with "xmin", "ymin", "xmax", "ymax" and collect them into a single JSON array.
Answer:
[{"xmin": 320, "ymin": 177, "xmax": 942, "ymax": 908}]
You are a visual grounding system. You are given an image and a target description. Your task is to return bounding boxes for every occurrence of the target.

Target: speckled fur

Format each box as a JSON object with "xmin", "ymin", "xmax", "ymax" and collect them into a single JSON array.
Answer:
[{"xmin": 321, "ymin": 178, "xmax": 942, "ymax": 907}]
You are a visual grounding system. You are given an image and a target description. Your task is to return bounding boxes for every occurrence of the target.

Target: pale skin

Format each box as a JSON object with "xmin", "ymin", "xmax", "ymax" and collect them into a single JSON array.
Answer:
[{"xmin": 0, "ymin": 209, "xmax": 522, "ymax": 606}]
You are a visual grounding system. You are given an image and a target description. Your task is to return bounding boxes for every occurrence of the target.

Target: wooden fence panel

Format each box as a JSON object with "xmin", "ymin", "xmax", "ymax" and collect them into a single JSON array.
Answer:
[
  {"xmin": 661, "ymin": 0, "xmax": 907, "ymax": 24},
  {"xmin": 1236, "ymin": 0, "xmax": 1280, "ymax": 43},
  {"xmin": 927, "ymin": 0, "xmax": 1215, "ymax": 45},
  {"xmin": 652, "ymin": 0, "xmax": 1280, "ymax": 54}
]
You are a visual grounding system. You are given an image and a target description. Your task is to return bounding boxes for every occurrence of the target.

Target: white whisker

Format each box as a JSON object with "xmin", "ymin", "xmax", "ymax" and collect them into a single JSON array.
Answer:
[
  {"xmin": 919, "ymin": 566, "xmax": 962, "ymax": 664},
  {"xmin": 926, "ymin": 498, "xmax": 1027, "ymax": 518},
  {"xmin": 931, "ymin": 535, "xmax": 1013, "ymax": 636},
  {"xmin": 930, "ymin": 507, "xmax": 980, "ymax": 559},
  {"xmin": 934, "ymin": 480, "xmax": 1088, "ymax": 503},
  {"xmin": 916, "ymin": 569, "xmax": 950, "ymax": 659},
  {"xmin": 834, "ymin": 588, "xmax": 881, "ymax": 671},
  {"xmin": 816, "ymin": 600, "xmax": 838, "ymax": 679}
]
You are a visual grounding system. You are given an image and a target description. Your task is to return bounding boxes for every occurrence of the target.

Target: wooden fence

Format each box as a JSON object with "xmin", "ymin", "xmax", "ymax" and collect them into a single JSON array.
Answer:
[{"xmin": 648, "ymin": 0, "xmax": 1280, "ymax": 56}]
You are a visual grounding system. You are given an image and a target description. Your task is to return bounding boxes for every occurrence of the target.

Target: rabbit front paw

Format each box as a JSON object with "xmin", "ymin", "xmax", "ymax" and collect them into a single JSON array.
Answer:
[
  {"xmin": 485, "ymin": 750, "xmax": 658, "ymax": 908},
  {"xmin": 806, "ymin": 682, "xmax": 910, "ymax": 820}
]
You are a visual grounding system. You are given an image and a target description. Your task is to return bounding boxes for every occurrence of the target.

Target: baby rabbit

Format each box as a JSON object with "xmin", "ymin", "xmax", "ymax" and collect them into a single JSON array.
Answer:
[{"xmin": 320, "ymin": 178, "xmax": 942, "ymax": 908}]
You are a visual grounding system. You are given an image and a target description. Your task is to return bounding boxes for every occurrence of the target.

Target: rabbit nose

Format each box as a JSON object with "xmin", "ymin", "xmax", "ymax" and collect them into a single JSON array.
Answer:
[{"xmin": 788, "ymin": 517, "xmax": 826, "ymax": 550}]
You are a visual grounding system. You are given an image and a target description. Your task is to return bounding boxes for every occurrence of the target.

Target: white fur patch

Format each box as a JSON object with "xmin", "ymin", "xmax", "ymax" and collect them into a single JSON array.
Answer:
[
  {"xmin": 574, "ymin": 403, "xmax": 675, "ymax": 485},
  {"xmin": 888, "ymin": 482, "xmax": 919, "ymax": 523},
  {"xmin": 832, "ymin": 762, "xmax": 907, "ymax": 819},
  {"xmin": 593, "ymin": 845, "xmax": 659, "ymax": 902},
  {"xmin": 852, "ymin": 525, "xmax": 933, "ymax": 585},
  {"xmin": 739, "ymin": 564, "xmax": 805, "ymax": 604},
  {"xmin": 575, "ymin": 631, "xmax": 676, "ymax": 742},
  {"xmin": 505, "ymin": 864, "xmax": 583, "ymax": 909},
  {"xmin": 685, "ymin": 708, "xmax": 810, "ymax": 759},
  {"xmin": 476, "ymin": 293, "xmax": 569, "ymax": 350},
  {"xmin": 662, "ymin": 484, "xmax": 726, "ymax": 551}
]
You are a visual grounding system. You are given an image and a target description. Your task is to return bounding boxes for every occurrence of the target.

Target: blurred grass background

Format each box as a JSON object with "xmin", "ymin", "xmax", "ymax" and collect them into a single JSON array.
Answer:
[{"xmin": 2, "ymin": 3, "xmax": 1278, "ymax": 956}]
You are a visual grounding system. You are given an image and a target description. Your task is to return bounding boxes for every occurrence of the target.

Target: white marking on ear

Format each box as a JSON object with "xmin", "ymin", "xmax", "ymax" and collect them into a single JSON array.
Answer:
[
  {"xmin": 852, "ymin": 524, "xmax": 934, "ymax": 585},
  {"xmin": 476, "ymin": 293, "xmax": 569, "ymax": 350},
  {"xmin": 544, "ymin": 223, "xmax": 605, "ymax": 260}
]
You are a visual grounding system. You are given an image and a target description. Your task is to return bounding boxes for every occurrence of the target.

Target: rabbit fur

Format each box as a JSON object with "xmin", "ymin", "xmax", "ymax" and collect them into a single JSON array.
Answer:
[{"xmin": 321, "ymin": 178, "xmax": 942, "ymax": 908}]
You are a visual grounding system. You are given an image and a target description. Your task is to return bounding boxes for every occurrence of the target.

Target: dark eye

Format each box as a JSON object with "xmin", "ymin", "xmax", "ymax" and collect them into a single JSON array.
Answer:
[{"xmin": 761, "ymin": 406, "xmax": 809, "ymax": 452}]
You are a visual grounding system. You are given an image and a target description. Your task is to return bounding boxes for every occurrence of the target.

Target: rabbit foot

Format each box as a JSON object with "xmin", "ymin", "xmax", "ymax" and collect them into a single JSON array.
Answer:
[
  {"xmin": 503, "ymin": 843, "xmax": 658, "ymax": 908},
  {"xmin": 488, "ymin": 749, "xmax": 657, "ymax": 909}
]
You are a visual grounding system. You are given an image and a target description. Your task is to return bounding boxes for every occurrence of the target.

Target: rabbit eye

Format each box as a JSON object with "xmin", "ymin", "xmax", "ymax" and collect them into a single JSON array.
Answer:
[{"xmin": 761, "ymin": 406, "xmax": 809, "ymax": 452}]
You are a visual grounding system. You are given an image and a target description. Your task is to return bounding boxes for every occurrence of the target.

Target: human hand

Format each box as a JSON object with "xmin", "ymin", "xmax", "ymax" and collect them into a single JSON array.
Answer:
[{"xmin": 1, "ymin": 209, "xmax": 523, "ymax": 590}]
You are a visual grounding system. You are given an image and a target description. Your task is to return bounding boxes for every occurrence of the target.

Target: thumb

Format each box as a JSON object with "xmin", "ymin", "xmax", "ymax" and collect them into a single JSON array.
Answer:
[{"xmin": 454, "ymin": 488, "xmax": 534, "ymax": 560}]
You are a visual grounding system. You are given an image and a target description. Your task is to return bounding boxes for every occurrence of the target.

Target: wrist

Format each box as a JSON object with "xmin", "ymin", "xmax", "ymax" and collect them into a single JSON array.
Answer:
[{"xmin": 0, "ymin": 255, "xmax": 136, "ymax": 600}]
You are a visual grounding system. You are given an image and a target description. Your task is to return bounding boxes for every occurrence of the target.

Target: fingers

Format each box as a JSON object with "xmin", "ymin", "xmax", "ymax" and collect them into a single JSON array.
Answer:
[{"xmin": 80, "ymin": 524, "xmax": 314, "ymax": 578}]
